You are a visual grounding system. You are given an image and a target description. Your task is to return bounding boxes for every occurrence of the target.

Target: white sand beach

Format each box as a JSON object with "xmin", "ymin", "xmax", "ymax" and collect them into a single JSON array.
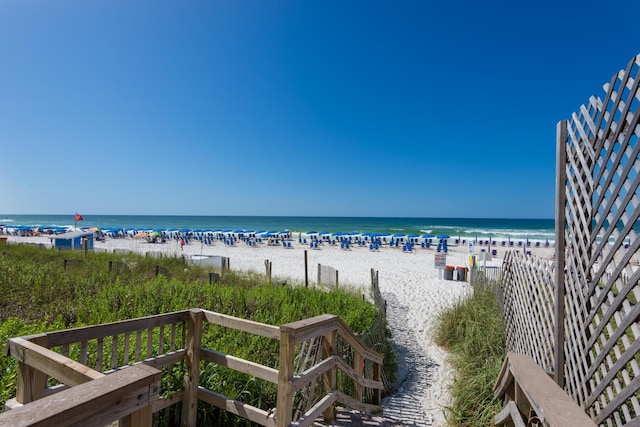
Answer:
[{"xmin": 4, "ymin": 234, "xmax": 554, "ymax": 426}]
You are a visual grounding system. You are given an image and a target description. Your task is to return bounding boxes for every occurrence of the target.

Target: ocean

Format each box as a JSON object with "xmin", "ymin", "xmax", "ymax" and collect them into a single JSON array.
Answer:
[{"xmin": 0, "ymin": 214, "xmax": 556, "ymax": 243}]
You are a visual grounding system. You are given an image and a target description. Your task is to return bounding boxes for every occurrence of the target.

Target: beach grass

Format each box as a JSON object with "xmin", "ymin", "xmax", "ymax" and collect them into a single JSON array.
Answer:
[
  {"xmin": 433, "ymin": 282, "xmax": 505, "ymax": 427},
  {"xmin": 0, "ymin": 243, "xmax": 392, "ymax": 426}
]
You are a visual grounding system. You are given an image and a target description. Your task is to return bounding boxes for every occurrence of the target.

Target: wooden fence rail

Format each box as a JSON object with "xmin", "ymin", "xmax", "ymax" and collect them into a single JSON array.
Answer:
[{"xmin": 1, "ymin": 308, "xmax": 383, "ymax": 427}]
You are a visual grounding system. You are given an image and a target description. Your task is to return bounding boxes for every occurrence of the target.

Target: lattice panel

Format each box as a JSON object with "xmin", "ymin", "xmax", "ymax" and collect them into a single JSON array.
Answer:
[
  {"xmin": 561, "ymin": 54, "xmax": 640, "ymax": 427},
  {"xmin": 501, "ymin": 251, "xmax": 557, "ymax": 373}
]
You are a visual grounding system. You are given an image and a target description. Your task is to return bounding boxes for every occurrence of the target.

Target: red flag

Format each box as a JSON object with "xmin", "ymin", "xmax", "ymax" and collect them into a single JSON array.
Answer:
[{"xmin": 75, "ymin": 213, "xmax": 84, "ymax": 221}]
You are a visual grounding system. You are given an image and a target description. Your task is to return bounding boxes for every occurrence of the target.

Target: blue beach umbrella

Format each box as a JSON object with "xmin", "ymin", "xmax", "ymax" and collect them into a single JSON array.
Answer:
[
  {"xmin": 393, "ymin": 233, "xmax": 406, "ymax": 237},
  {"xmin": 436, "ymin": 234, "xmax": 450, "ymax": 239},
  {"xmin": 422, "ymin": 233, "xmax": 435, "ymax": 239}
]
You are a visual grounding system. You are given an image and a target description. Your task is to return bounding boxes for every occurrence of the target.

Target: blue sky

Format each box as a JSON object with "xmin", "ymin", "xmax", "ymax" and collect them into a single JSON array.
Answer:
[{"xmin": 1, "ymin": 1, "xmax": 638, "ymax": 219}]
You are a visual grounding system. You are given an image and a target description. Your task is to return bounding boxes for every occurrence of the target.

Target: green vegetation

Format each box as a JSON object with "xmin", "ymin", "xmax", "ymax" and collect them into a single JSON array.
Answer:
[
  {"xmin": 433, "ymin": 283, "xmax": 506, "ymax": 427},
  {"xmin": 0, "ymin": 243, "xmax": 393, "ymax": 426}
]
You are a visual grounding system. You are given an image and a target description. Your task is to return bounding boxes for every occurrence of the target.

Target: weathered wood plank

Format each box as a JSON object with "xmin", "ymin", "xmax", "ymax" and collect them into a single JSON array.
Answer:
[
  {"xmin": 0, "ymin": 364, "xmax": 160, "ymax": 427},
  {"xmin": 281, "ymin": 314, "xmax": 338, "ymax": 344},
  {"xmin": 290, "ymin": 391, "xmax": 337, "ymax": 427},
  {"xmin": 291, "ymin": 356, "xmax": 337, "ymax": 392},
  {"xmin": 200, "ymin": 348, "xmax": 279, "ymax": 384},
  {"xmin": 336, "ymin": 322, "xmax": 384, "ymax": 364},
  {"xmin": 202, "ymin": 309, "xmax": 280, "ymax": 340},
  {"xmin": 495, "ymin": 353, "xmax": 596, "ymax": 427},
  {"xmin": 8, "ymin": 338, "xmax": 104, "ymax": 388},
  {"xmin": 197, "ymin": 387, "xmax": 276, "ymax": 427},
  {"xmin": 181, "ymin": 309, "xmax": 203, "ymax": 427},
  {"xmin": 334, "ymin": 390, "xmax": 382, "ymax": 414},
  {"xmin": 493, "ymin": 401, "xmax": 526, "ymax": 427},
  {"xmin": 276, "ymin": 327, "xmax": 296, "ymax": 427},
  {"xmin": 27, "ymin": 311, "xmax": 189, "ymax": 347}
]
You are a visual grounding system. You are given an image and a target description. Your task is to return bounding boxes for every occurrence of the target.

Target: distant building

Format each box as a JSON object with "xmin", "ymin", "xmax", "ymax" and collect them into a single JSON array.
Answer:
[{"xmin": 51, "ymin": 230, "xmax": 94, "ymax": 251}]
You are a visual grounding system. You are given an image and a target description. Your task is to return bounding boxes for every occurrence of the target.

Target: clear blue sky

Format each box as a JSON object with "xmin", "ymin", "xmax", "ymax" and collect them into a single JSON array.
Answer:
[{"xmin": 1, "ymin": 1, "xmax": 638, "ymax": 218}]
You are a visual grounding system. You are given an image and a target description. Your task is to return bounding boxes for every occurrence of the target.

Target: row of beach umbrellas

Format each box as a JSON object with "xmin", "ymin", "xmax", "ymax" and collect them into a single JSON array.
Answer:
[{"xmin": 88, "ymin": 228, "xmax": 451, "ymax": 240}]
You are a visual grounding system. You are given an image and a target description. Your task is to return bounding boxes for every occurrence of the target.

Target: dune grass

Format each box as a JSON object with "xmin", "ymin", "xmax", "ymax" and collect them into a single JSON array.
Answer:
[{"xmin": 433, "ymin": 283, "xmax": 506, "ymax": 427}]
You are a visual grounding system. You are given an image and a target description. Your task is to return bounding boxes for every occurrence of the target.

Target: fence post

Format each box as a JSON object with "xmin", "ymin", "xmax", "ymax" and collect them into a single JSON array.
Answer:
[
  {"xmin": 181, "ymin": 309, "xmax": 203, "ymax": 427},
  {"xmin": 353, "ymin": 351, "xmax": 363, "ymax": 402},
  {"xmin": 276, "ymin": 328, "xmax": 295, "ymax": 427},
  {"xmin": 304, "ymin": 250, "xmax": 308, "ymax": 288},
  {"xmin": 15, "ymin": 335, "xmax": 48, "ymax": 405},
  {"xmin": 322, "ymin": 328, "xmax": 337, "ymax": 423},
  {"xmin": 372, "ymin": 359, "xmax": 382, "ymax": 406},
  {"xmin": 554, "ymin": 120, "xmax": 567, "ymax": 388},
  {"xmin": 265, "ymin": 260, "xmax": 272, "ymax": 282}
]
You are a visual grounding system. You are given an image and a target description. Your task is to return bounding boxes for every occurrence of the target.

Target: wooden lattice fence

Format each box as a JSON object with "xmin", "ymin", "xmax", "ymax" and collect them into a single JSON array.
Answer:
[
  {"xmin": 498, "ymin": 53, "xmax": 640, "ymax": 426},
  {"xmin": 500, "ymin": 251, "xmax": 556, "ymax": 375}
]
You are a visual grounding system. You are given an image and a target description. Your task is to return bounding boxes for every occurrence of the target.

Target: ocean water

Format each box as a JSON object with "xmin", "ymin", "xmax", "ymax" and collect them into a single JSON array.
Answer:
[{"xmin": 0, "ymin": 214, "xmax": 556, "ymax": 243}]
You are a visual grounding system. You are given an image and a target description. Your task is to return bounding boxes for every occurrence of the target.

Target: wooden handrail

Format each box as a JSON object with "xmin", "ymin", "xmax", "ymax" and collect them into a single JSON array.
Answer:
[
  {"xmin": 0, "ymin": 364, "xmax": 161, "ymax": 427},
  {"xmin": 200, "ymin": 347, "xmax": 279, "ymax": 384},
  {"xmin": 494, "ymin": 352, "xmax": 597, "ymax": 427},
  {"xmin": 7, "ymin": 337, "xmax": 104, "ymax": 387},
  {"xmin": 202, "ymin": 309, "xmax": 280, "ymax": 339},
  {"xmin": 19, "ymin": 310, "xmax": 189, "ymax": 347},
  {"xmin": 3, "ymin": 308, "xmax": 385, "ymax": 427}
]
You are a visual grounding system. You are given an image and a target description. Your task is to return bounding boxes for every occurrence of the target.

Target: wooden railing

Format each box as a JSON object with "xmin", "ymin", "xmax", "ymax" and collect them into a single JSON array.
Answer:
[
  {"xmin": 0, "ymin": 308, "xmax": 384, "ymax": 427},
  {"xmin": 494, "ymin": 353, "xmax": 596, "ymax": 427}
]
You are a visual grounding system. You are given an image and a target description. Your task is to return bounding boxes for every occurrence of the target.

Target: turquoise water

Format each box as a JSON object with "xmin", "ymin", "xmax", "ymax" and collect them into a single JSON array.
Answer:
[{"xmin": 0, "ymin": 214, "xmax": 555, "ymax": 242}]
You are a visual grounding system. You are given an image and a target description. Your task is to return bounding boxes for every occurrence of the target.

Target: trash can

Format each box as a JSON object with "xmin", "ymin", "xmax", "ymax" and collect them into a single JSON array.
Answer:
[
  {"xmin": 444, "ymin": 266, "xmax": 454, "ymax": 280},
  {"xmin": 456, "ymin": 267, "xmax": 467, "ymax": 281}
]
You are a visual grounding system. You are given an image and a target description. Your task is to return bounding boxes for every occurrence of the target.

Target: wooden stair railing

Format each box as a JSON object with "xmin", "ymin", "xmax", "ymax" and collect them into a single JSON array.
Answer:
[
  {"xmin": 0, "ymin": 349, "xmax": 160, "ymax": 427},
  {"xmin": 1, "ymin": 309, "xmax": 384, "ymax": 427},
  {"xmin": 494, "ymin": 352, "xmax": 597, "ymax": 427}
]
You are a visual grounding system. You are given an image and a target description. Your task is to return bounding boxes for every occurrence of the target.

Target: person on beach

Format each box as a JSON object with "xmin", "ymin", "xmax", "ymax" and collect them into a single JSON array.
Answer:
[{"xmin": 180, "ymin": 238, "xmax": 185, "ymax": 250}]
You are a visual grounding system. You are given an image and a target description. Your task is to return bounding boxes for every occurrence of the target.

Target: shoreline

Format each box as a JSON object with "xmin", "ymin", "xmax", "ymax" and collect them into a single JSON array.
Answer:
[{"xmin": 2, "ymin": 234, "xmax": 552, "ymax": 426}]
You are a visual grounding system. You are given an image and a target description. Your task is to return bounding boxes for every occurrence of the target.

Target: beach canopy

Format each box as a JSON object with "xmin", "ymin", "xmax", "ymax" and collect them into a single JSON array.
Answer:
[
  {"xmin": 422, "ymin": 234, "xmax": 435, "ymax": 238},
  {"xmin": 393, "ymin": 233, "xmax": 406, "ymax": 237},
  {"xmin": 407, "ymin": 233, "xmax": 420, "ymax": 238},
  {"xmin": 436, "ymin": 234, "xmax": 450, "ymax": 239}
]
